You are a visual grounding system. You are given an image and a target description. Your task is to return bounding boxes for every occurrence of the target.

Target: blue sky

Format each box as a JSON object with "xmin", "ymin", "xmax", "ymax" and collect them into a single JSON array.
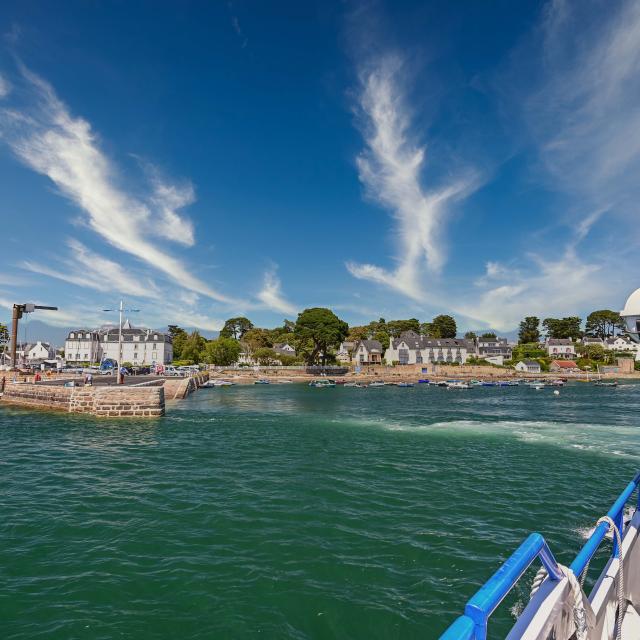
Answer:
[{"xmin": 1, "ymin": 0, "xmax": 639, "ymax": 336}]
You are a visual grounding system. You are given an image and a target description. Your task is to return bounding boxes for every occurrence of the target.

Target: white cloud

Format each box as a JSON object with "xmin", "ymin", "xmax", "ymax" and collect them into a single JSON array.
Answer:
[
  {"xmin": 256, "ymin": 267, "xmax": 297, "ymax": 316},
  {"xmin": 347, "ymin": 54, "xmax": 477, "ymax": 300},
  {"xmin": 456, "ymin": 253, "xmax": 606, "ymax": 330},
  {"xmin": 0, "ymin": 63, "xmax": 238, "ymax": 304},
  {"xmin": 519, "ymin": 0, "xmax": 640, "ymax": 218},
  {"xmin": 22, "ymin": 239, "xmax": 161, "ymax": 299},
  {"xmin": 145, "ymin": 163, "xmax": 196, "ymax": 246},
  {"xmin": 0, "ymin": 73, "xmax": 10, "ymax": 99}
]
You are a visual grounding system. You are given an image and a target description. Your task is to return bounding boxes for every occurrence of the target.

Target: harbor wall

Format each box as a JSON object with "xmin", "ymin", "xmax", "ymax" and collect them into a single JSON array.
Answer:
[
  {"xmin": 163, "ymin": 372, "xmax": 209, "ymax": 400},
  {"xmin": 1, "ymin": 384, "xmax": 73, "ymax": 412},
  {"xmin": 2, "ymin": 383, "xmax": 165, "ymax": 417}
]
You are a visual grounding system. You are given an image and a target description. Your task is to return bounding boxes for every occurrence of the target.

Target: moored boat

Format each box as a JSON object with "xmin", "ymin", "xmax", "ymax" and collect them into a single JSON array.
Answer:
[{"xmin": 308, "ymin": 379, "xmax": 336, "ymax": 388}]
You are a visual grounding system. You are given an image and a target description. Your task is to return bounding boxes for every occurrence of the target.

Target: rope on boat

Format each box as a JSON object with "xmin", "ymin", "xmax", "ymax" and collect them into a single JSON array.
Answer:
[
  {"xmin": 530, "ymin": 516, "xmax": 626, "ymax": 640},
  {"xmin": 529, "ymin": 564, "xmax": 591, "ymax": 640},
  {"xmin": 578, "ymin": 516, "xmax": 625, "ymax": 640}
]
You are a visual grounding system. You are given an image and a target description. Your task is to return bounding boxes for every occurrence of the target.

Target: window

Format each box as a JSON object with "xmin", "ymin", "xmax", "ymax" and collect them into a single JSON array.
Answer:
[
  {"xmin": 70, "ymin": 333, "xmax": 74, "ymax": 339},
  {"xmin": 133, "ymin": 336, "xmax": 140, "ymax": 342},
  {"xmin": 104, "ymin": 335, "xmax": 108, "ymax": 341},
  {"xmin": 398, "ymin": 348, "xmax": 409, "ymax": 365},
  {"xmin": 86, "ymin": 333, "xmax": 90, "ymax": 339},
  {"xmin": 154, "ymin": 334, "xmax": 158, "ymax": 340},
  {"xmin": 84, "ymin": 354, "xmax": 88, "ymax": 359}
]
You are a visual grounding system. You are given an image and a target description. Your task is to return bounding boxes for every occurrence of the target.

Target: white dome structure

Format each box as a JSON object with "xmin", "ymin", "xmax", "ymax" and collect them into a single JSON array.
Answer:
[{"xmin": 620, "ymin": 288, "xmax": 640, "ymax": 342}]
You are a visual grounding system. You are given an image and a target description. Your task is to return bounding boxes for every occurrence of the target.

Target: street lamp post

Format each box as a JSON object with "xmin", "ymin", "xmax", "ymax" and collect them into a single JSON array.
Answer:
[{"xmin": 102, "ymin": 300, "xmax": 140, "ymax": 383}]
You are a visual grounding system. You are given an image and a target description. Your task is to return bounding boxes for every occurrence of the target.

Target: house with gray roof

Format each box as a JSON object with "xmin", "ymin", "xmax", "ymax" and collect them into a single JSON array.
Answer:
[
  {"xmin": 65, "ymin": 320, "xmax": 172, "ymax": 365},
  {"xmin": 514, "ymin": 360, "xmax": 542, "ymax": 374},
  {"xmin": 385, "ymin": 331, "xmax": 470, "ymax": 365},
  {"xmin": 273, "ymin": 342, "xmax": 296, "ymax": 358},
  {"xmin": 545, "ymin": 338, "xmax": 576, "ymax": 359},
  {"xmin": 351, "ymin": 339, "xmax": 383, "ymax": 365}
]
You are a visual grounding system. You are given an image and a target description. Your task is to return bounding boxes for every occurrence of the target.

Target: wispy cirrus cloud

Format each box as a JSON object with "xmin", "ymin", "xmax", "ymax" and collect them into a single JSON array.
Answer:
[
  {"xmin": 455, "ymin": 0, "xmax": 640, "ymax": 329},
  {"xmin": 0, "ymin": 62, "xmax": 238, "ymax": 304},
  {"xmin": 256, "ymin": 267, "xmax": 297, "ymax": 316},
  {"xmin": 346, "ymin": 54, "xmax": 478, "ymax": 300},
  {"xmin": 0, "ymin": 73, "xmax": 10, "ymax": 98},
  {"xmin": 22, "ymin": 239, "xmax": 161, "ymax": 299},
  {"xmin": 518, "ymin": 0, "xmax": 640, "ymax": 218}
]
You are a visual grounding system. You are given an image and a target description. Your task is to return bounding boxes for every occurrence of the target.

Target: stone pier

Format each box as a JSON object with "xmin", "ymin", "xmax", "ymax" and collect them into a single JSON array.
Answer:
[{"xmin": 2, "ymin": 383, "xmax": 165, "ymax": 417}]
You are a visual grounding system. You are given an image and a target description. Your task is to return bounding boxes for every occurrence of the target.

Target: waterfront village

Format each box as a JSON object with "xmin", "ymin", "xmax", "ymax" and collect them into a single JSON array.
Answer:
[{"xmin": 2, "ymin": 307, "xmax": 639, "ymax": 377}]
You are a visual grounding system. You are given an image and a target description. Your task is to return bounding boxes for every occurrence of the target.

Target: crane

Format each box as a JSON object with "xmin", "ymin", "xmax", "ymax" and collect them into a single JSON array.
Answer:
[{"xmin": 9, "ymin": 303, "xmax": 58, "ymax": 370}]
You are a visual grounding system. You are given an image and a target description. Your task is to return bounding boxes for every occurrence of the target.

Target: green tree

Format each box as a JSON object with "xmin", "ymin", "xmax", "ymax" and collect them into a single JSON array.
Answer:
[
  {"xmin": 464, "ymin": 331, "xmax": 477, "ymax": 341},
  {"xmin": 512, "ymin": 343, "xmax": 547, "ymax": 360},
  {"xmin": 242, "ymin": 328, "xmax": 274, "ymax": 352},
  {"xmin": 168, "ymin": 325, "xmax": 188, "ymax": 360},
  {"xmin": 582, "ymin": 343, "xmax": 607, "ymax": 361},
  {"xmin": 480, "ymin": 332, "xmax": 497, "ymax": 340},
  {"xmin": 386, "ymin": 318, "xmax": 420, "ymax": 337},
  {"xmin": 543, "ymin": 316, "xmax": 582, "ymax": 340},
  {"xmin": 367, "ymin": 318, "xmax": 389, "ymax": 348},
  {"xmin": 585, "ymin": 310, "xmax": 624, "ymax": 339},
  {"xmin": 180, "ymin": 330, "xmax": 207, "ymax": 364},
  {"xmin": 220, "ymin": 317, "xmax": 254, "ymax": 340},
  {"xmin": 254, "ymin": 347, "xmax": 277, "ymax": 365},
  {"xmin": 0, "ymin": 323, "xmax": 8, "ymax": 353},
  {"xmin": 204, "ymin": 337, "xmax": 242, "ymax": 366},
  {"xmin": 421, "ymin": 322, "xmax": 440, "ymax": 338},
  {"xmin": 347, "ymin": 325, "xmax": 370, "ymax": 342},
  {"xmin": 518, "ymin": 317, "xmax": 540, "ymax": 344},
  {"xmin": 294, "ymin": 307, "xmax": 348, "ymax": 365},
  {"xmin": 431, "ymin": 315, "xmax": 457, "ymax": 339}
]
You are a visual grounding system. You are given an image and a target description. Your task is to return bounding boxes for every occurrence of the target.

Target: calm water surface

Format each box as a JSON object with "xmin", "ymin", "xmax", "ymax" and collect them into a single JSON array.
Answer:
[{"xmin": 2, "ymin": 382, "xmax": 639, "ymax": 639}]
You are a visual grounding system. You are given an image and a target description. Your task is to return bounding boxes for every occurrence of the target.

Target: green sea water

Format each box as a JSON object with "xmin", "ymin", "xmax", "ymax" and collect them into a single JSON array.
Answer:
[{"xmin": 2, "ymin": 382, "xmax": 639, "ymax": 639}]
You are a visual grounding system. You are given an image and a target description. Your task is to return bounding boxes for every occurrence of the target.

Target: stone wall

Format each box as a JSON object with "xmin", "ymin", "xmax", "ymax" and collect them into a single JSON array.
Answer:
[
  {"xmin": 91, "ymin": 387, "xmax": 164, "ymax": 417},
  {"xmin": 2, "ymin": 383, "xmax": 164, "ymax": 417},
  {"xmin": 1, "ymin": 384, "xmax": 73, "ymax": 411},
  {"xmin": 163, "ymin": 372, "xmax": 209, "ymax": 400}
]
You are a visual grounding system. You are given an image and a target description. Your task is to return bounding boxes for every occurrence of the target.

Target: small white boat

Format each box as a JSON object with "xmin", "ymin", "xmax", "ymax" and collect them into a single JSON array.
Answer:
[
  {"xmin": 202, "ymin": 379, "xmax": 234, "ymax": 388},
  {"xmin": 368, "ymin": 381, "xmax": 386, "ymax": 387},
  {"xmin": 446, "ymin": 381, "xmax": 470, "ymax": 390}
]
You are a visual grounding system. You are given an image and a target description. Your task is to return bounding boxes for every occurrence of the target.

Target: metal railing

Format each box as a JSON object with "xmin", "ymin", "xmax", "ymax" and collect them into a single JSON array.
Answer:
[{"xmin": 440, "ymin": 471, "xmax": 640, "ymax": 639}]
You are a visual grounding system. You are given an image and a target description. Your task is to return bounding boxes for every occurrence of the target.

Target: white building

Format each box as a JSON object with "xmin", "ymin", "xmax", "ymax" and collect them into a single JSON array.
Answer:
[
  {"xmin": 65, "ymin": 330, "xmax": 101, "ymax": 363},
  {"xmin": 385, "ymin": 331, "xmax": 470, "ymax": 365},
  {"xmin": 26, "ymin": 341, "xmax": 55, "ymax": 362},
  {"xmin": 545, "ymin": 338, "xmax": 576, "ymax": 359},
  {"xmin": 475, "ymin": 337, "xmax": 512, "ymax": 363},
  {"xmin": 273, "ymin": 343, "xmax": 296, "ymax": 358},
  {"xmin": 604, "ymin": 336, "xmax": 637, "ymax": 351},
  {"xmin": 64, "ymin": 321, "xmax": 173, "ymax": 365},
  {"xmin": 351, "ymin": 340, "xmax": 383, "ymax": 365},
  {"xmin": 336, "ymin": 341, "xmax": 356, "ymax": 363},
  {"xmin": 515, "ymin": 360, "xmax": 542, "ymax": 374}
]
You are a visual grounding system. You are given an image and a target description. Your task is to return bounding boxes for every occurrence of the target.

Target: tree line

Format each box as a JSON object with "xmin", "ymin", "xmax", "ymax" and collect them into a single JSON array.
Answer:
[
  {"xmin": 517, "ymin": 310, "xmax": 624, "ymax": 343},
  {"xmin": 169, "ymin": 310, "xmax": 462, "ymax": 366}
]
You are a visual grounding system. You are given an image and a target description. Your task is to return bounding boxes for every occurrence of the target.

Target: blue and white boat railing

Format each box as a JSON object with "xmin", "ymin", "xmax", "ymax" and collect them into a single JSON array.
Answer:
[{"xmin": 440, "ymin": 471, "xmax": 640, "ymax": 639}]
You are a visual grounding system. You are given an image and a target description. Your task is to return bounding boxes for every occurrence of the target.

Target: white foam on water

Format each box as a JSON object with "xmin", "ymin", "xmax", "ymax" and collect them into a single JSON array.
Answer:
[{"xmin": 342, "ymin": 416, "xmax": 640, "ymax": 461}]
